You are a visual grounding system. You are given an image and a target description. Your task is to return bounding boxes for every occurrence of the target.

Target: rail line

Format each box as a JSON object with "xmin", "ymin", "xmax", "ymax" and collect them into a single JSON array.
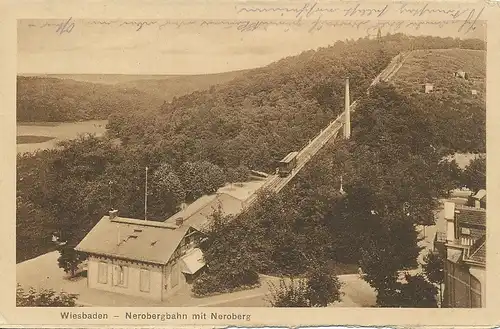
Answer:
[{"xmin": 243, "ymin": 51, "xmax": 411, "ymax": 209}]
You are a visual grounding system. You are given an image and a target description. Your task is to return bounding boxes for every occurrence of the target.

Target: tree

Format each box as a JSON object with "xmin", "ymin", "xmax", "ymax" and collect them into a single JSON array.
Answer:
[
  {"xmin": 397, "ymin": 273, "xmax": 439, "ymax": 308},
  {"xmin": 267, "ymin": 277, "xmax": 311, "ymax": 307},
  {"xmin": 193, "ymin": 207, "xmax": 260, "ymax": 296},
  {"xmin": 178, "ymin": 161, "xmax": 225, "ymax": 201},
  {"xmin": 461, "ymin": 156, "xmax": 486, "ymax": 193},
  {"xmin": 149, "ymin": 163, "xmax": 186, "ymax": 219},
  {"xmin": 306, "ymin": 265, "xmax": 343, "ymax": 307},
  {"xmin": 16, "ymin": 285, "xmax": 78, "ymax": 307},
  {"xmin": 423, "ymin": 250, "xmax": 445, "ymax": 306},
  {"xmin": 57, "ymin": 245, "xmax": 86, "ymax": 277},
  {"xmin": 359, "ymin": 215, "xmax": 422, "ymax": 306}
]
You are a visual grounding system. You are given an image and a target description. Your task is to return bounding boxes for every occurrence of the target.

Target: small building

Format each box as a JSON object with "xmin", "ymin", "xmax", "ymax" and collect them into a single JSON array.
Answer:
[
  {"xmin": 471, "ymin": 189, "xmax": 486, "ymax": 209},
  {"xmin": 74, "ymin": 182, "xmax": 261, "ymax": 301},
  {"xmin": 454, "ymin": 71, "xmax": 469, "ymax": 79},
  {"xmin": 424, "ymin": 83, "xmax": 434, "ymax": 93},
  {"xmin": 75, "ymin": 210, "xmax": 206, "ymax": 301},
  {"xmin": 436, "ymin": 201, "xmax": 486, "ymax": 308},
  {"xmin": 471, "ymin": 89, "xmax": 478, "ymax": 95}
]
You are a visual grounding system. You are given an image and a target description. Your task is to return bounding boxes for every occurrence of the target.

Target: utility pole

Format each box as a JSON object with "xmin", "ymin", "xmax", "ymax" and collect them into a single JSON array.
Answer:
[
  {"xmin": 144, "ymin": 167, "xmax": 148, "ymax": 221},
  {"xmin": 344, "ymin": 77, "xmax": 351, "ymax": 139},
  {"xmin": 108, "ymin": 180, "xmax": 113, "ymax": 210}
]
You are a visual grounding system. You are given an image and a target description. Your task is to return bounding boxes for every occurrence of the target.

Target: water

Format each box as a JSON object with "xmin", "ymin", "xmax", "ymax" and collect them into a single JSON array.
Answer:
[{"xmin": 16, "ymin": 120, "xmax": 108, "ymax": 154}]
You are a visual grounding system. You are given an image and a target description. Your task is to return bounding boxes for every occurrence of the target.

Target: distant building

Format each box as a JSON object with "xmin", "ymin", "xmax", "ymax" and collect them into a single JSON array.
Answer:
[
  {"xmin": 471, "ymin": 89, "xmax": 478, "ymax": 95},
  {"xmin": 435, "ymin": 198, "xmax": 486, "ymax": 308},
  {"xmin": 454, "ymin": 71, "xmax": 469, "ymax": 80},
  {"xmin": 424, "ymin": 83, "xmax": 434, "ymax": 93},
  {"xmin": 469, "ymin": 189, "xmax": 486, "ymax": 209}
]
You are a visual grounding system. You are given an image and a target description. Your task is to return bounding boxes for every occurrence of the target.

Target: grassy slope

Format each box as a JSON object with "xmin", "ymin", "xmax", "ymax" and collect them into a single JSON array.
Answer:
[{"xmin": 391, "ymin": 48, "xmax": 485, "ymax": 96}]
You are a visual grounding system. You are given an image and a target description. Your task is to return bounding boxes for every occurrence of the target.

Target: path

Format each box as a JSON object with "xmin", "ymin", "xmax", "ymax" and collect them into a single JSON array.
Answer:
[{"xmin": 17, "ymin": 252, "xmax": 376, "ymax": 307}]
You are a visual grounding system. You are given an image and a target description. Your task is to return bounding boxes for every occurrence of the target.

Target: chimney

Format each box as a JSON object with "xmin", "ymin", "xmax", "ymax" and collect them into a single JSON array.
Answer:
[
  {"xmin": 109, "ymin": 209, "xmax": 118, "ymax": 220},
  {"xmin": 176, "ymin": 217, "xmax": 184, "ymax": 226},
  {"xmin": 444, "ymin": 202, "xmax": 456, "ymax": 243},
  {"xmin": 344, "ymin": 77, "xmax": 351, "ymax": 139}
]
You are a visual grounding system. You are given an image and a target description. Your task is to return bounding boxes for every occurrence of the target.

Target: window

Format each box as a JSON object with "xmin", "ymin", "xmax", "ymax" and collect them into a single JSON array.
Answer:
[
  {"xmin": 140, "ymin": 269, "xmax": 150, "ymax": 292},
  {"xmin": 461, "ymin": 227, "xmax": 471, "ymax": 235},
  {"xmin": 113, "ymin": 265, "xmax": 128, "ymax": 287},
  {"xmin": 98, "ymin": 262, "xmax": 108, "ymax": 284}
]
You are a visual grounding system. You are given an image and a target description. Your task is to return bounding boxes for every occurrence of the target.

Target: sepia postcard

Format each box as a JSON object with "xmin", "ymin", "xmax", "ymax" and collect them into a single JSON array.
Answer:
[{"xmin": 1, "ymin": 0, "xmax": 500, "ymax": 327}]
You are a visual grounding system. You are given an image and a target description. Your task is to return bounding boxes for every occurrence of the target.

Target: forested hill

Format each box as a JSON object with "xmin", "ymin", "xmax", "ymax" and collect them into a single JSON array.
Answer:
[
  {"xmin": 16, "ymin": 34, "xmax": 485, "ymax": 263},
  {"xmin": 17, "ymin": 70, "xmax": 251, "ymax": 123},
  {"xmin": 107, "ymin": 35, "xmax": 485, "ymax": 172},
  {"xmin": 391, "ymin": 48, "xmax": 486, "ymax": 153},
  {"xmin": 17, "ymin": 76, "xmax": 165, "ymax": 122},
  {"xmin": 107, "ymin": 37, "xmax": 393, "ymax": 172},
  {"xmin": 114, "ymin": 70, "xmax": 251, "ymax": 101}
]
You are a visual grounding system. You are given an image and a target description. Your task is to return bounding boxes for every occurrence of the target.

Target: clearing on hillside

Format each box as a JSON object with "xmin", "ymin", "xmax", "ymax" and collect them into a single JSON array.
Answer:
[{"xmin": 391, "ymin": 49, "xmax": 485, "ymax": 97}]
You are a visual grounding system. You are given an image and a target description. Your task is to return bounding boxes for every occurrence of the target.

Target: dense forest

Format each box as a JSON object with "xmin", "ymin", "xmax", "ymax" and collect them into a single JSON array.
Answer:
[
  {"xmin": 16, "ymin": 77, "xmax": 164, "ymax": 122},
  {"xmin": 17, "ymin": 34, "xmax": 486, "ymax": 265},
  {"xmin": 194, "ymin": 83, "xmax": 486, "ymax": 305},
  {"xmin": 17, "ymin": 70, "xmax": 250, "ymax": 123}
]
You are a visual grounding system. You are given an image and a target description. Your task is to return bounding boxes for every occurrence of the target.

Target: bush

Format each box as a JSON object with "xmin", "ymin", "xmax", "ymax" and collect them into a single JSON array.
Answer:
[
  {"xmin": 267, "ymin": 278, "xmax": 311, "ymax": 307},
  {"xmin": 306, "ymin": 265, "xmax": 343, "ymax": 306},
  {"xmin": 192, "ymin": 270, "xmax": 260, "ymax": 297},
  {"xmin": 57, "ymin": 245, "xmax": 87, "ymax": 277},
  {"xmin": 16, "ymin": 285, "xmax": 78, "ymax": 307}
]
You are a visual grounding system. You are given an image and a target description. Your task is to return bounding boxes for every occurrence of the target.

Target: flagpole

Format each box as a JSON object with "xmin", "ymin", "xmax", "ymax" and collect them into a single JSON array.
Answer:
[{"xmin": 145, "ymin": 166, "xmax": 148, "ymax": 221}]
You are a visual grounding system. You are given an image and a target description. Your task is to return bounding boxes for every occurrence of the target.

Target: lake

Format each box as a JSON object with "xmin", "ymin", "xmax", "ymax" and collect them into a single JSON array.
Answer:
[{"xmin": 17, "ymin": 120, "xmax": 108, "ymax": 154}]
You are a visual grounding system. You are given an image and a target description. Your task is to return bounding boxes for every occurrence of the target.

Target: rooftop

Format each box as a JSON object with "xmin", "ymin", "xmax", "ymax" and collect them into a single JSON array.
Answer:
[
  {"xmin": 75, "ymin": 215, "xmax": 189, "ymax": 265},
  {"xmin": 455, "ymin": 205, "xmax": 486, "ymax": 227},
  {"xmin": 280, "ymin": 151, "xmax": 299, "ymax": 163},
  {"xmin": 473, "ymin": 189, "xmax": 486, "ymax": 201},
  {"xmin": 467, "ymin": 236, "xmax": 486, "ymax": 264},
  {"xmin": 165, "ymin": 192, "xmax": 244, "ymax": 232}
]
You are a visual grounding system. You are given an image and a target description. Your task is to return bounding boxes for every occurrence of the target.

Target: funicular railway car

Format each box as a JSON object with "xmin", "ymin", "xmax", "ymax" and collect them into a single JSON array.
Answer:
[{"xmin": 277, "ymin": 151, "xmax": 299, "ymax": 177}]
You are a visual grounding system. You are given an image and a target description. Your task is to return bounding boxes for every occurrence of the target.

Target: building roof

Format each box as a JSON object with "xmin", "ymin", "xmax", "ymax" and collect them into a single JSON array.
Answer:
[
  {"xmin": 473, "ymin": 189, "xmax": 486, "ymax": 201},
  {"xmin": 217, "ymin": 181, "xmax": 266, "ymax": 201},
  {"xmin": 165, "ymin": 192, "xmax": 244, "ymax": 232},
  {"xmin": 455, "ymin": 205, "xmax": 486, "ymax": 227},
  {"xmin": 280, "ymin": 151, "xmax": 299, "ymax": 164},
  {"xmin": 467, "ymin": 236, "xmax": 486, "ymax": 264},
  {"xmin": 75, "ymin": 216, "xmax": 189, "ymax": 265}
]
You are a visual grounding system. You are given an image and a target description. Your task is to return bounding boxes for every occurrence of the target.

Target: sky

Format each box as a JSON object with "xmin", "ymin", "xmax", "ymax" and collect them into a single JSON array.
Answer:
[{"xmin": 17, "ymin": 18, "xmax": 486, "ymax": 75}]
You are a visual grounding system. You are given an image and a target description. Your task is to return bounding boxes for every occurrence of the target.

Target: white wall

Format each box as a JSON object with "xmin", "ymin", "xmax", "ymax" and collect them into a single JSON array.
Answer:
[
  {"xmin": 470, "ymin": 267, "xmax": 486, "ymax": 307},
  {"xmin": 162, "ymin": 260, "xmax": 187, "ymax": 299},
  {"xmin": 87, "ymin": 256, "xmax": 163, "ymax": 301}
]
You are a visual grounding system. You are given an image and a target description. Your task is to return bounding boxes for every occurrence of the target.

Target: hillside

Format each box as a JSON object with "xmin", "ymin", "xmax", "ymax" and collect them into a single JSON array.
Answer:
[
  {"xmin": 115, "ymin": 70, "xmax": 251, "ymax": 101},
  {"xmin": 107, "ymin": 37, "xmax": 397, "ymax": 172},
  {"xmin": 17, "ymin": 76, "xmax": 165, "ymax": 122},
  {"xmin": 390, "ymin": 48, "xmax": 486, "ymax": 153},
  {"xmin": 16, "ymin": 34, "xmax": 486, "ymax": 264},
  {"xmin": 17, "ymin": 70, "xmax": 251, "ymax": 122},
  {"xmin": 392, "ymin": 49, "xmax": 485, "ymax": 95}
]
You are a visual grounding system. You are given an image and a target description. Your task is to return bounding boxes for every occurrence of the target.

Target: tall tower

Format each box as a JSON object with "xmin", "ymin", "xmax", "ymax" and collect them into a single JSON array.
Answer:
[{"xmin": 344, "ymin": 77, "xmax": 351, "ymax": 139}]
